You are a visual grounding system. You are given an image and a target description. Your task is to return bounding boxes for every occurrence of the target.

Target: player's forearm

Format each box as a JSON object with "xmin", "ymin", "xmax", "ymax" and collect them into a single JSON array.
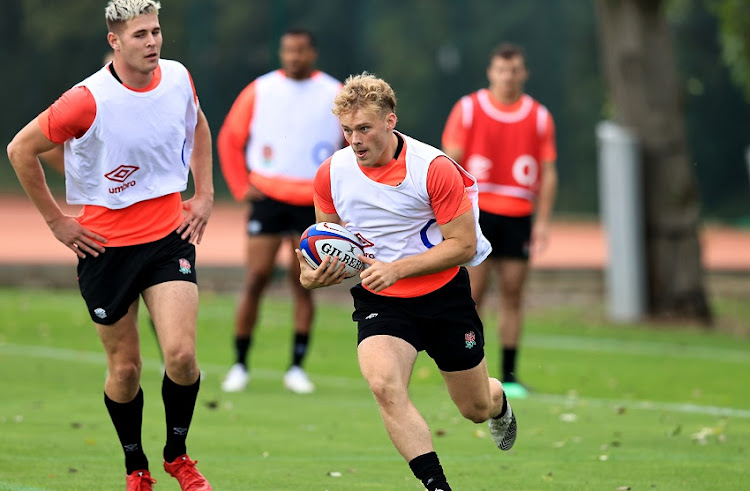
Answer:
[
  {"xmin": 216, "ymin": 128, "xmax": 249, "ymax": 202},
  {"xmin": 190, "ymin": 112, "xmax": 215, "ymax": 199},
  {"xmin": 392, "ymin": 236, "xmax": 475, "ymax": 279},
  {"xmin": 535, "ymin": 163, "xmax": 557, "ymax": 226},
  {"xmin": 7, "ymin": 128, "xmax": 65, "ymax": 225}
]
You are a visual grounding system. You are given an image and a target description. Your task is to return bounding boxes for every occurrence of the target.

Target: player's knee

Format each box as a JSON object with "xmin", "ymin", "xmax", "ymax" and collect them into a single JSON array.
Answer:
[
  {"xmin": 245, "ymin": 271, "xmax": 272, "ymax": 295},
  {"xmin": 109, "ymin": 360, "xmax": 142, "ymax": 386},
  {"xmin": 163, "ymin": 347, "xmax": 196, "ymax": 373},
  {"xmin": 367, "ymin": 377, "xmax": 407, "ymax": 407}
]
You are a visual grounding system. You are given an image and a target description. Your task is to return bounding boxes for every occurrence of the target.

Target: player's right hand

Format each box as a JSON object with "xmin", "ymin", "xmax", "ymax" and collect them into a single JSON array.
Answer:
[
  {"xmin": 48, "ymin": 215, "xmax": 107, "ymax": 259},
  {"xmin": 295, "ymin": 249, "xmax": 348, "ymax": 289}
]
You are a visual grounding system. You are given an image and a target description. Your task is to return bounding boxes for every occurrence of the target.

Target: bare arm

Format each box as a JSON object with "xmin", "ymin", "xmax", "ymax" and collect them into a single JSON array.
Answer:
[
  {"xmin": 531, "ymin": 160, "xmax": 557, "ymax": 255},
  {"xmin": 39, "ymin": 145, "xmax": 65, "ymax": 174},
  {"xmin": 178, "ymin": 108, "xmax": 214, "ymax": 244},
  {"xmin": 6, "ymin": 118, "xmax": 106, "ymax": 258},
  {"xmin": 360, "ymin": 209, "xmax": 477, "ymax": 293}
]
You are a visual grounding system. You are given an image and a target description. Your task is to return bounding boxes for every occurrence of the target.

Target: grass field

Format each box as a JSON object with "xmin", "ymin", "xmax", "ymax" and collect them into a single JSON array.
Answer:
[{"xmin": 1, "ymin": 286, "xmax": 749, "ymax": 490}]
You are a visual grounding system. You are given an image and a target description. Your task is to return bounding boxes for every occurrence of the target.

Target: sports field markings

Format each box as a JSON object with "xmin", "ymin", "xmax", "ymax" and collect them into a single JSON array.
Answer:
[
  {"xmin": 0, "ymin": 483, "xmax": 53, "ymax": 491},
  {"xmin": 524, "ymin": 334, "xmax": 750, "ymax": 363},
  {"xmin": 2, "ymin": 342, "xmax": 750, "ymax": 419}
]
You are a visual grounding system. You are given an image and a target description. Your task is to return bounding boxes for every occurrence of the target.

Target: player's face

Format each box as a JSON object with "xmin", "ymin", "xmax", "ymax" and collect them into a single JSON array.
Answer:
[
  {"xmin": 279, "ymin": 34, "xmax": 317, "ymax": 80},
  {"xmin": 339, "ymin": 108, "xmax": 397, "ymax": 168},
  {"xmin": 113, "ymin": 13, "xmax": 162, "ymax": 74},
  {"xmin": 487, "ymin": 55, "xmax": 528, "ymax": 100}
]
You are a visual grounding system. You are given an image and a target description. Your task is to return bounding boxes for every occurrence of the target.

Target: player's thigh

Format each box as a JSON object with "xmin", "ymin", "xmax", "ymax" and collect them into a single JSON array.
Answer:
[
  {"xmin": 95, "ymin": 299, "xmax": 142, "ymax": 364},
  {"xmin": 466, "ymin": 260, "xmax": 492, "ymax": 298},
  {"xmin": 357, "ymin": 335, "xmax": 419, "ymax": 389},
  {"xmin": 497, "ymin": 258, "xmax": 529, "ymax": 297},
  {"xmin": 142, "ymin": 280, "xmax": 199, "ymax": 354},
  {"xmin": 245, "ymin": 235, "xmax": 283, "ymax": 276}
]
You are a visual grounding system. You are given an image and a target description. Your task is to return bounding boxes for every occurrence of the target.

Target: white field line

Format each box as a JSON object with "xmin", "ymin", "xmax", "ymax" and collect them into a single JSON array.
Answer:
[
  {"xmin": 524, "ymin": 334, "xmax": 750, "ymax": 363},
  {"xmin": 2, "ymin": 342, "xmax": 750, "ymax": 419},
  {"xmin": 0, "ymin": 483, "xmax": 53, "ymax": 491}
]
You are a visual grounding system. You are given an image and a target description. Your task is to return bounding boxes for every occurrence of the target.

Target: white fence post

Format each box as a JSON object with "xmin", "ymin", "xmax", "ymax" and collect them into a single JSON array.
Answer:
[{"xmin": 596, "ymin": 121, "xmax": 647, "ymax": 322}]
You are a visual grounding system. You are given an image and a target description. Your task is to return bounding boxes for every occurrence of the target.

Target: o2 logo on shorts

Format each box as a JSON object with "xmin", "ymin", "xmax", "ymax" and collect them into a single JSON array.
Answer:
[{"xmin": 178, "ymin": 258, "xmax": 192, "ymax": 275}]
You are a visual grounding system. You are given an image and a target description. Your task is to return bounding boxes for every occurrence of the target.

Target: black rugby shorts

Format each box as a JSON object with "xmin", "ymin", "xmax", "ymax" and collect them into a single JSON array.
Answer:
[
  {"xmin": 246, "ymin": 197, "xmax": 315, "ymax": 237},
  {"xmin": 351, "ymin": 267, "xmax": 485, "ymax": 372},
  {"xmin": 77, "ymin": 230, "xmax": 197, "ymax": 325},
  {"xmin": 479, "ymin": 211, "xmax": 532, "ymax": 260}
]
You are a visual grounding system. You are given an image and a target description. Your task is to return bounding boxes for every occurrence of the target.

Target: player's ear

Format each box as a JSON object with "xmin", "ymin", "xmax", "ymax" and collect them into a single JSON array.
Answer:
[
  {"xmin": 107, "ymin": 32, "xmax": 119, "ymax": 50},
  {"xmin": 386, "ymin": 112, "xmax": 397, "ymax": 131}
]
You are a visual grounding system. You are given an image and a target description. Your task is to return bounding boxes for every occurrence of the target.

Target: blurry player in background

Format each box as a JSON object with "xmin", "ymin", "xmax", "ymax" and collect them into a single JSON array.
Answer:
[
  {"xmin": 217, "ymin": 28, "xmax": 343, "ymax": 394},
  {"xmin": 442, "ymin": 43, "xmax": 558, "ymax": 398}
]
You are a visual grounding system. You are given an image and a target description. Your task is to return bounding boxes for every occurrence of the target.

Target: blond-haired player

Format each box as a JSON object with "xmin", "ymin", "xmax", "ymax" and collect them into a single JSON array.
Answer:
[
  {"xmin": 296, "ymin": 73, "xmax": 517, "ymax": 491},
  {"xmin": 7, "ymin": 1, "xmax": 213, "ymax": 489}
]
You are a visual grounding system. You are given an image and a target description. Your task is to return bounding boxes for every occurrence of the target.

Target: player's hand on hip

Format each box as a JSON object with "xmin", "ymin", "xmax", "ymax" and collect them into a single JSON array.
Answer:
[
  {"xmin": 359, "ymin": 255, "xmax": 398, "ymax": 293},
  {"xmin": 295, "ymin": 249, "xmax": 348, "ymax": 289},
  {"xmin": 49, "ymin": 215, "xmax": 107, "ymax": 259},
  {"xmin": 179, "ymin": 194, "xmax": 213, "ymax": 244}
]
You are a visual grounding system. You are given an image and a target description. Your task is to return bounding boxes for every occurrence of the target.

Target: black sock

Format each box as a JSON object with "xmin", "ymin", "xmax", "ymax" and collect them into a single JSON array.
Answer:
[
  {"xmin": 235, "ymin": 336, "xmax": 251, "ymax": 367},
  {"xmin": 162, "ymin": 373, "xmax": 200, "ymax": 463},
  {"xmin": 104, "ymin": 388, "xmax": 148, "ymax": 474},
  {"xmin": 291, "ymin": 332, "xmax": 310, "ymax": 367},
  {"xmin": 408, "ymin": 452, "xmax": 451, "ymax": 491},
  {"xmin": 494, "ymin": 390, "xmax": 509, "ymax": 419},
  {"xmin": 502, "ymin": 347, "xmax": 517, "ymax": 382}
]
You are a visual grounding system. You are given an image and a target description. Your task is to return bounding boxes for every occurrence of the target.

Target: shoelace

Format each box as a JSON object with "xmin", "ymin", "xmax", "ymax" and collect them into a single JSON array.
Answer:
[
  {"xmin": 171, "ymin": 458, "xmax": 206, "ymax": 490},
  {"xmin": 132, "ymin": 472, "xmax": 156, "ymax": 490}
]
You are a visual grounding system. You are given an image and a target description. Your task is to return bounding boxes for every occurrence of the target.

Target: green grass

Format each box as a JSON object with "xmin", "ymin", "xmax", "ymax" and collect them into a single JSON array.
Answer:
[{"xmin": 1, "ymin": 287, "xmax": 749, "ymax": 490}]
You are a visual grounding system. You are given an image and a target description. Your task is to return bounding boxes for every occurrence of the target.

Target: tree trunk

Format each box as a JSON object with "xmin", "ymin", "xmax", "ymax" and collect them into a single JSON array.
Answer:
[{"xmin": 595, "ymin": 0, "xmax": 712, "ymax": 323}]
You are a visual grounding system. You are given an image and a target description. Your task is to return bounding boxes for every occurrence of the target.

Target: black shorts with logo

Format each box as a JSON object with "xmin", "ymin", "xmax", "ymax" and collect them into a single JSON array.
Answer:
[
  {"xmin": 351, "ymin": 267, "xmax": 485, "ymax": 372},
  {"xmin": 77, "ymin": 230, "xmax": 197, "ymax": 325},
  {"xmin": 479, "ymin": 211, "xmax": 532, "ymax": 260},
  {"xmin": 246, "ymin": 197, "xmax": 316, "ymax": 237}
]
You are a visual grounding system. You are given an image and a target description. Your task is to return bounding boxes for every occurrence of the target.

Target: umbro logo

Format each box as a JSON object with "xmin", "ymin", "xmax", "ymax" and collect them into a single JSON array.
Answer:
[
  {"xmin": 123, "ymin": 444, "xmax": 140, "ymax": 452},
  {"xmin": 104, "ymin": 165, "xmax": 139, "ymax": 183},
  {"xmin": 94, "ymin": 308, "xmax": 107, "ymax": 319},
  {"xmin": 365, "ymin": 313, "xmax": 378, "ymax": 320},
  {"xmin": 172, "ymin": 427, "xmax": 188, "ymax": 436}
]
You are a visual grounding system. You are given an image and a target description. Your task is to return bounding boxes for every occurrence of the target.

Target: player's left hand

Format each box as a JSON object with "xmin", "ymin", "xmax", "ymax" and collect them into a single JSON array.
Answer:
[
  {"xmin": 359, "ymin": 255, "xmax": 399, "ymax": 293},
  {"xmin": 178, "ymin": 193, "xmax": 213, "ymax": 244}
]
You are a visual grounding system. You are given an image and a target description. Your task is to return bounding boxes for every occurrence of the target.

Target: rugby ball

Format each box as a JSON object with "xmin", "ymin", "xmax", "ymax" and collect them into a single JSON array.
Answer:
[{"xmin": 299, "ymin": 222, "xmax": 365, "ymax": 278}]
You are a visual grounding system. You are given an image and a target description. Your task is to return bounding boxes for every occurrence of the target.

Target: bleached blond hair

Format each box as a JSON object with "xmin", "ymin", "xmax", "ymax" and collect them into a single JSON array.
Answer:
[
  {"xmin": 332, "ymin": 72, "xmax": 397, "ymax": 118},
  {"xmin": 105, "ymin": 0, "xmax": 161, "ymax": 32}
]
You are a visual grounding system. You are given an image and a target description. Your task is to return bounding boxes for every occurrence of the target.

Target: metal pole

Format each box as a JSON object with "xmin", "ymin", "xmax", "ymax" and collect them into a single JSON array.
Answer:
[{"xmin": 596, "ymin": 121, "xmax": 646, "ymax": 322}]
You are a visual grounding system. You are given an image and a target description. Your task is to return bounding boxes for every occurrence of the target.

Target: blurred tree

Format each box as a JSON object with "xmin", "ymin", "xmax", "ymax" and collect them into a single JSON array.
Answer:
[
  {"xmin": 708, "ymin": 0, "xmax": 750, "ymax": 101},
  {"xmin": 596, "ymin": 0, "xmax": 712, "ymax": 323}
]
